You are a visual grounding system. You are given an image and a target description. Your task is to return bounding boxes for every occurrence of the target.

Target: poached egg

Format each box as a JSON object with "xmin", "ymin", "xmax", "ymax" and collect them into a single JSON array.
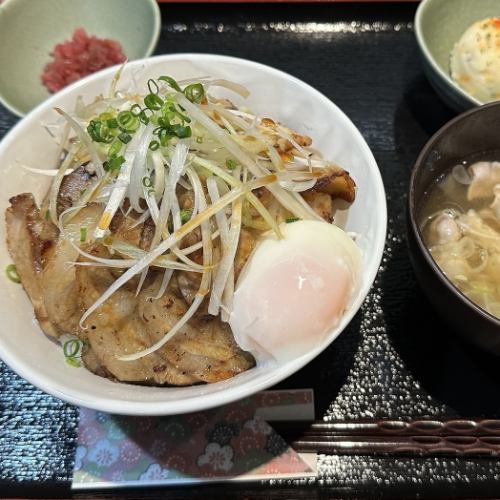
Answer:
[{"xmin": 229, "ymin": 220, "xmax": 362, "ymax": 363}]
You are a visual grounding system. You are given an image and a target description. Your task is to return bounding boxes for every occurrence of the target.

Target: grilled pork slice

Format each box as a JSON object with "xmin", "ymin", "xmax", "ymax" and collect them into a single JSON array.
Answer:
[
  {"xmin": 234, "ymin": 229, "xmax": 256, "ymax": 279},
  {"xmin": 302, "ymin": 191, "xmax": 334, "ymax": 223},
  {"xmin": 76, "ymin": 248, "xmax": 254, "ymax": 385},
  {"xmin": 306, "ymin": 165, "xmax": 356, "ymax": 203},
  {"xmin": 5, "ymin": 194, "xmax": 59, "ymax": 338},
  {"xmin": 176, "ymin": 227, "xmax": 257, "ymax": 308},
  {"xmin": 75, "ymin": 252, "xmax": 191, "ymax": 385},
  {"xmin": 41, "ymin": 204, "xmax": 102, "ymax": 335},
  {"xmin": 138, "ymin": 282, "xmax": 255, "ymax": 384},
  {"xmin": 6, "ymin": 189, "xmax": 103, "ymax": 339},
  {"xmin": 56, "ymin": 166, "xmax": 94, "ymax": 216}
]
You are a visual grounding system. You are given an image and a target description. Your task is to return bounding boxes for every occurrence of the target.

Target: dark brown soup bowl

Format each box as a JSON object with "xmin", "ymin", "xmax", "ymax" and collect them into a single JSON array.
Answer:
[{"xmin": 408, "ymin": 101, "xmax": 500, "ymax": 354}]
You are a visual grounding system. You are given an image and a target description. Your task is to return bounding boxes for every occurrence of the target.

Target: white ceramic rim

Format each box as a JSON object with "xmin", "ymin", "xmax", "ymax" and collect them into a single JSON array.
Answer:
[
  {"xmin": 0, "ymin": 53, "xmax": 387, "ymax": 415},
  {"xmin": 0, "ymin": 0, "xmax": 162, "ymax": 117},
  {"xmin": 414, "ymin": 0, "xmax": 482, "ymax": 108}
]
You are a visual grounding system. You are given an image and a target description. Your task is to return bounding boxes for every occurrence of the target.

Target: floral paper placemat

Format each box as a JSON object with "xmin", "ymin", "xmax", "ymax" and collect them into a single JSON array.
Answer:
[{"xmin": 73, "ymin": 389, "xmax": 316, "ymax": 489}]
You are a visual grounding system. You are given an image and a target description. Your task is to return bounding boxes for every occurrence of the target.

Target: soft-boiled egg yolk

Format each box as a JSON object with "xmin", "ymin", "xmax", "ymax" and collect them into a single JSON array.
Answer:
[
  {"xmin": 229, "ymin": 220, "xmax": 362, "ymax": 363},
  {"xmin": 450, "ymin": 17, "xmax": 500, "ymax": 103}
]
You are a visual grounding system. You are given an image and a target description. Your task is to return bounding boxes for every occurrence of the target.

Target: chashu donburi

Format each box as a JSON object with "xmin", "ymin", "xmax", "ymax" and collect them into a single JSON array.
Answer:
[
  {"xmin": 5, "ymin": 79, "xmax": 357, "ymax": 387},
  {"xmin": 5, "ymin": 159, "xmax": 355, "ymax": 386}
]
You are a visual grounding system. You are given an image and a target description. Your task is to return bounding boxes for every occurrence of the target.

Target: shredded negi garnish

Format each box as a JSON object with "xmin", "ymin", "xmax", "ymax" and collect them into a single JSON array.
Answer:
[
  {"xmin": 29, "ymin": 69, "xmax": 354, "ymax": 363},
  {"xmin": 5, "ymin": 264, "xmax": 21, "ymax": 284}
]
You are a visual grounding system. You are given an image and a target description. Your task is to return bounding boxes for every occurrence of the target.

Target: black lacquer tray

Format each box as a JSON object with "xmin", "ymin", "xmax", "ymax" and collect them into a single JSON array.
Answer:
[{"xmin": 2, "ymin": 3, "xmax": 500, "ymax": 498}]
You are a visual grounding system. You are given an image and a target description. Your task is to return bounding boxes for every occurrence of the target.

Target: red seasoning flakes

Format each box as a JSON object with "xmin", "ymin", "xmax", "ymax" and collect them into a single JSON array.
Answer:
[{"xmin": 41, "ymin": 28, "xmax": 126, "ymax": 93}]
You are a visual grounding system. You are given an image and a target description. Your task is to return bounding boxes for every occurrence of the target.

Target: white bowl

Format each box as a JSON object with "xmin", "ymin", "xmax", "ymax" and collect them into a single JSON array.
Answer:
[{"xmin": 0, "ymin": 54, "xmax": 387, "ymax": 415}]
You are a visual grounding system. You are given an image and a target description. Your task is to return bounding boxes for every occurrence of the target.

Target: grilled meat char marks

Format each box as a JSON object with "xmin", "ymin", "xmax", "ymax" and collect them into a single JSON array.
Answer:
[
  {"xmin": 5, "ymin": 193, "xmax": 59, "ymax": 337},
  {"xmin": 138, "ymin": 283, "xmax": 255, "ymax": 384},
  {"xmin": 56, "ymin": 166, "xmax": 93, "ymax": 216}
]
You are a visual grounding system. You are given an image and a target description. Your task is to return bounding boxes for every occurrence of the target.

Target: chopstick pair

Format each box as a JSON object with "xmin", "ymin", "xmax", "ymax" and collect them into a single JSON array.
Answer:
[{"xmin": 272, "ymin": 419, "xmax": 500, "ymax": 457}]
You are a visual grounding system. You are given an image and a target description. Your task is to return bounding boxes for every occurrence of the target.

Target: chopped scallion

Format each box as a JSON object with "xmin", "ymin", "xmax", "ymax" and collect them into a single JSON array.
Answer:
[
  {"xmin": 118, "ymin": 132, "xmax": 132, "ymax": 144},
  {"xmin": 62, "ymin": 337, "xmax": 84, "ymax": 368},
  {"xmin": 65, "ymin": 357, "xmax": 81, "ymax": 368},
  {"xmin": 226, "ymin": 159, "xmax": 238, "ymax": 170},
  {"xmin": 103, "ymin": 155, "xmax": 125, "ymax": 173},
  {"xmin": 63, "ymin": 338, "xmax": 81, "ymax": 357},
  {"xmin": 108, "ymin": 140, "xmax": 122, "ymax": 158},
  {"xmin": 147, "ymin": 78, "xmax": 160, "ymax": 95},
  {"xmin": 172, "ymin": 124, "xmax": 192, "ymax": 139},
  {"xmin": 130, "ymin": 104, "xmax": 143, "ymax": 117},
  {"xmin": 106, "ymin": 118, "xmax": 118, "ymax": 129},
  {"xmin": 180, "ymin": 209, "xmax": 192, "ymax": 224},
  {"xmin": 87, "ymin": 120, "xmax": 114, "ymax": 143},
  {"xmin": 144, "ymin": 93, "xmax": 164, "ymax": 111},
  {"xmin": 5, "ymin": 264, "xmax": 20, "ymax": 283},
  {"xmin": 117, "ymin": 111, "xmax": 139, "ymax": 132},
  {"xmin": 159, "ymin": 75, "xmax": 182, "ymax": 92},
  {"xmin": 183, "ymin": 83, "xmax": 205, "ymax": 104}
]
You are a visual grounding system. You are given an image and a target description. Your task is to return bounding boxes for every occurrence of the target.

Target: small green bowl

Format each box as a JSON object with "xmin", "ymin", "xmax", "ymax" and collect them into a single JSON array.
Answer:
[
  {"xmin": 0, "ymin": 0, "xmax": 161, "ymax": 117},
  {"xmin": 415, "ymin": 0, "xmax": 500, "ymax": 112}
]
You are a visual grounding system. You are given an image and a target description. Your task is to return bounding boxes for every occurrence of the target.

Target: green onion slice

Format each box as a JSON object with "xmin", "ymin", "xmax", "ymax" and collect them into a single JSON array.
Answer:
[
  {"xmin": 117, "ymin": 111, "xmax": 139, "ymax": 132},
  {"xmin": 180, "ymin": 209, "xmax": 192, "ymax": 224},
  {"xmin": 118, "ymin": 132, "xmax": 132, "ymax": 144},
  {"xmin": 144, "ymin": 93, "xmax": 164, "ymax": 111},
  {"xmin": 87, "ymin": 120, "xmax": 114, "ymax": 143},
  {"xmin": 63, "ymin": 338, "xmax": 81, "ymax": 358},
  {"xmin": 108, "ymin": 140, "xmax": 122, "ymax": 158},
  {"xmin": 103, "ymin": 155, "xmax": 126, "ymax": 173},
  {"xmin": 106, "ymin": 117, "xmax": 118, "ymax": 129},
  {"xmin": 147, "ymin": 78, "xmax": 160, "ymax": 95},
  {"xmin": 65, "ymin": 357, "xmax": 81, "ymax": 368},
  {"xmin": 62, "ymin": 336, "xmax": 84, "ymax": 368},
  {"xmin": 226, "ymin": 159, "xmax": 238, "ymax": 170},
  {"xmin": 5, "ymin": 264, "xmax": 20, "ymax": 283},
  {"xmin": 172, "ymin": 124, "xmax": 192, "ymax": 139},
  {"xmin": 159, "ymin": 75, "xmax": 182, "ymax": 92},
  {"xmin": 183, "ymin": 83, "xmax": 205, "ymax": 104},
  {"xmin": 130, "ymin": 104, "xmax": 143, "ymax": 117}
]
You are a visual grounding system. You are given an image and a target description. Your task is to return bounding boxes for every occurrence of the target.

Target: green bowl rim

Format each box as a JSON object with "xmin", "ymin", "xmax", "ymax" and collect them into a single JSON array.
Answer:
[
  {"xmin": 414, "ymin": 0, "xmax": 483, "ymax": 108},
  {"xmin": 0, "ymin": 0, "xmax": 161, "ymax": 117}
]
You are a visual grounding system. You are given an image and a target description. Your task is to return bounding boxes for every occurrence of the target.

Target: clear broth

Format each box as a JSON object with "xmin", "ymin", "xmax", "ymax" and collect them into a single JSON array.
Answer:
[{"xmin": 419, "ymin": 151, "xmax": 500, "ymax": 320}]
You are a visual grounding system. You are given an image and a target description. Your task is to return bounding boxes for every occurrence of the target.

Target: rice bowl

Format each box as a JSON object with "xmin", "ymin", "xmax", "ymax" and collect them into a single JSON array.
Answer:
[{"xmin": 0, "ymin": 54, "xmax": 386, "ymax": 415}]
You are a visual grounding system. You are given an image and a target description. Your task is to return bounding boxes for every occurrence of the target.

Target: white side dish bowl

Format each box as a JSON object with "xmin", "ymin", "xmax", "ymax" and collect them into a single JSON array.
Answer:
[{"xmin": 0, "ymin": 54, "xmax": 386, "ymax": 415}]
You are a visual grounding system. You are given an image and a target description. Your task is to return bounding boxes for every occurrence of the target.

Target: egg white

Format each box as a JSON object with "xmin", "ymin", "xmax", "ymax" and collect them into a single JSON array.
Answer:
[{"xmin": 229, "ymin": 220, "xmax": 362, "ymax": 364}]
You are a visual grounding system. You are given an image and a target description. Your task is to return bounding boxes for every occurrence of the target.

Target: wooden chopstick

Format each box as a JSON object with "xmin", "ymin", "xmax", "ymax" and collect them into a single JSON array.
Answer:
[{"xmin": 272, "ymin": 419, "xmax": 500, "ymax": 457}]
